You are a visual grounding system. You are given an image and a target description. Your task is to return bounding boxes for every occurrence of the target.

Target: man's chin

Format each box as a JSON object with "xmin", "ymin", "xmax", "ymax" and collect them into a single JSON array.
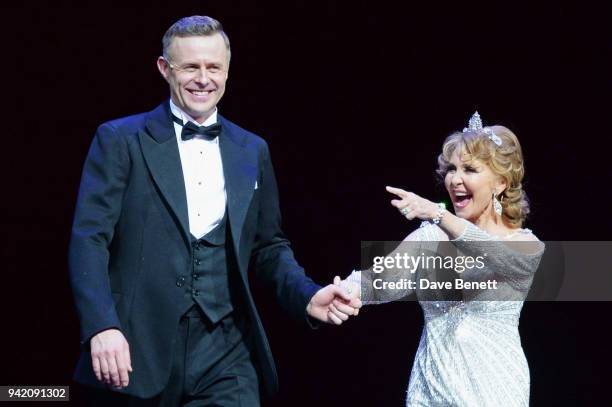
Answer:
[{"xmin": 184, "ymin": 105, "xmax": 216, "ymax": 122}]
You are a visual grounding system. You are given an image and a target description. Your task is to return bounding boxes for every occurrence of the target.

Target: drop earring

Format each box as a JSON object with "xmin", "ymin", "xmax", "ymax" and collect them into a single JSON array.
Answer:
[{"xmin": 493, "ymin": 193, "xmax": 503, "ymax": 216}]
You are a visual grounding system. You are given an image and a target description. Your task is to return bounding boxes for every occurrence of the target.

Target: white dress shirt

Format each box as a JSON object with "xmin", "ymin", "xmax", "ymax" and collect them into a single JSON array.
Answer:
[{"xmin": 170, "ymin": 100, "xmax": 226, "ymax": 238}]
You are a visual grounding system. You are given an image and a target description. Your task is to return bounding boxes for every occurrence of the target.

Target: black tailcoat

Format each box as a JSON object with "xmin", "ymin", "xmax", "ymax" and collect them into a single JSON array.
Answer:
[{"xmin": 69, "ymin": 101, "xmax": 320, "ymax": 398}]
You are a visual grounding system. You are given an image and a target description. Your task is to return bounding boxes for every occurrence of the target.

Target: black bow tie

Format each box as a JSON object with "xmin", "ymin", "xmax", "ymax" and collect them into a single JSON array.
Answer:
[{"xmin": 171, "ymin": 114, "xmax": 222, "ymax": 141}]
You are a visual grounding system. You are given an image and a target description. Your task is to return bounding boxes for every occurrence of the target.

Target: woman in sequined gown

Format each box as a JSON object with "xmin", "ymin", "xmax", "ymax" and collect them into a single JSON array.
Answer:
[{"xmin": 338, "ymin": 113, "xmax": 544, "ymax": 407}]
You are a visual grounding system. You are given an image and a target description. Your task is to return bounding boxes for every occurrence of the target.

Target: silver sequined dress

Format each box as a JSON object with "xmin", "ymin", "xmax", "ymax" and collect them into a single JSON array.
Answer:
[{"xmin": 351, "ymin": 221, "xmax": 545, "ymax": 407}]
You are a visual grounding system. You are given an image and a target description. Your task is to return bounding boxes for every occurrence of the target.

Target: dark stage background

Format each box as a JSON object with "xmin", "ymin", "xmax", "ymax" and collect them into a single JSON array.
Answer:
[{"xmin": 3, "ymin": 2, "xmax": 611, "ymax": 406}]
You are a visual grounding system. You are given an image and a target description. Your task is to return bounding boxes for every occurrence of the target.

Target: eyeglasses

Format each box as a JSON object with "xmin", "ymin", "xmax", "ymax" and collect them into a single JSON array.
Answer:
[{"xmin": 162, "ymin": 57, "xmax": 226, "ymax": 77}]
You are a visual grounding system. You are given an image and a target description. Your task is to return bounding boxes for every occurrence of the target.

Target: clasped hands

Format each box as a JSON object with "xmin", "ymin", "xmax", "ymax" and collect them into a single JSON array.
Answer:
[{"xmin": 306, "ymin": 276, "xmax": 362, "ymax": 325}]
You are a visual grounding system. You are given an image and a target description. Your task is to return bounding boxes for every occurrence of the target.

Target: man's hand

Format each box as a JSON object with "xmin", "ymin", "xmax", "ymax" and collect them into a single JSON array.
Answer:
[
  {"xmin": 307, "ymin": 280, "xmax": 362, "ymax": 325},
  {"xmin": 90, "ymin": 328, "xmax": 133, "ymax": 388},
  {"xmin": 333, "ymin": 275, "xmax": 361, "ymax": 316}
]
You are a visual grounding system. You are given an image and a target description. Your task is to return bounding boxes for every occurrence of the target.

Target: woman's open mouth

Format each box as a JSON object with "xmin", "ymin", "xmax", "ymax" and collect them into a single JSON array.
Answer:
[{"xmin": 452, "ymin": 193, "xmax": 472, "ymax": 208}]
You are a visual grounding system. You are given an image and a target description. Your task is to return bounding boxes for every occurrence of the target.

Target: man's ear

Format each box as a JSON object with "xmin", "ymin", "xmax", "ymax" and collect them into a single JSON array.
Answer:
[{"xmin": 157, "ymin": 57, "xmax": 170, "ymax": 82}]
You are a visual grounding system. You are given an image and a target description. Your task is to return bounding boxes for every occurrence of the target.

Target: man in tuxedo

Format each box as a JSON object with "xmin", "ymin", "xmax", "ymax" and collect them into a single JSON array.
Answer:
[{"xmin": 69, "ymin": 15, "xmax": 360, "ymax": 406}]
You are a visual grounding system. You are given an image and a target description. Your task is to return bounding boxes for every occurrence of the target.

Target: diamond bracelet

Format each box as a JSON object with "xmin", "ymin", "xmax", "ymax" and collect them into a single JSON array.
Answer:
[{"xmin": 432, "ymin": 203, "xmax": 446, "ymax": 224}]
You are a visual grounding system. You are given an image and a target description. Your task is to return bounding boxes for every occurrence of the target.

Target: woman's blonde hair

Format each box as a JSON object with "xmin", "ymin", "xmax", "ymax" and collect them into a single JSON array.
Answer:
[{"xmin": 436, "ymin": 125, "xmax": 529, "ymax": 227}]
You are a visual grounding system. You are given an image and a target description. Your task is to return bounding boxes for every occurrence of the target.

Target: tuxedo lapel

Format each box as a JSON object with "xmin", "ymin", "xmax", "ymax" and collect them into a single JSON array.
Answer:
[
  {"xmin": 138, "ymin": 102, "xmax": 191, "ymax": 244},
  {"xmin": 137, "ymin": 103, "xmax": 257, "ymax": 251},
  {"xmin": 219, "ymin": 115, "xmax": 258, "ymax": 254}
]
